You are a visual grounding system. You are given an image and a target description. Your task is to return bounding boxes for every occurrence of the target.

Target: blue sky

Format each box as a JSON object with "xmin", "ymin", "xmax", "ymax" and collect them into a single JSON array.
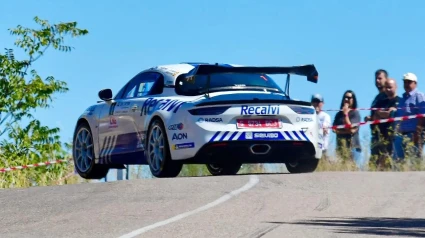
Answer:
[{"xmin": 1, "ymin": 0, "xmax": 425, "ymax": 154}]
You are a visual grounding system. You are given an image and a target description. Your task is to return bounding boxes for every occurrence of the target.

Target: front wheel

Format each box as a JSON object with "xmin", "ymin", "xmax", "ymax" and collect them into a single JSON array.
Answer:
[
  {"xmin": 146, "ymin": 119, "xmax": 183, "ymax": 178},
  {"xmin": 206, "ymin": 162, "xmax": 242, "ymax": 176},
  {"xmin": 73, "ymin": 122, "xmax": 109, "ymax": 179},
  {"xmin": 285, "ymin": 158, "xmax": 319, "ymax": 173}
]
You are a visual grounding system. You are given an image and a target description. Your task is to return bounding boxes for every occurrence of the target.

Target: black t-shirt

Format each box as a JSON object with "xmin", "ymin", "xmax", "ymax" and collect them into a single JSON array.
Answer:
[
  {"xmin": 370, "ymin": 92, "xmax": 387, "ymax": 131},
  {"xmin": 333, "ymin": 109, "xmax": 361, "ymax": 149},
  {"xmin": 374, "ymin": 96, "xmax": 400, "ymax": 137}
]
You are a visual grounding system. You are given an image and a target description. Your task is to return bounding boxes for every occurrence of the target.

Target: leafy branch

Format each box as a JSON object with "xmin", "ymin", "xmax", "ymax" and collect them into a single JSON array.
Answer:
[
  {"xmin": 0, "ymin": 16, "xmax": 88, "ymax": 135},
  {"xmin": 0, "ymin": 16, "xmax": 89, "ymax": 188}
]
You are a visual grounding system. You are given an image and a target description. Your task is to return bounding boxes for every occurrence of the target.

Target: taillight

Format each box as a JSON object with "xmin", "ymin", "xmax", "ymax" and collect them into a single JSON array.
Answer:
[
  {"xmin": 188, "ymin": 106, "xmax": 231, "ymax": 115},
  {"xmin": 287, "ymin": 105, "xmax": 315, "ymax": 114},
  {"xmin": 210, "ymin": 143, "xmax": 227, "ymax": 147}
]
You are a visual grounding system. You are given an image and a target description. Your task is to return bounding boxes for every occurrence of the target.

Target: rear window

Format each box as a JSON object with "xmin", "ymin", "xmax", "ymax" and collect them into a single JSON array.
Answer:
[{"xmin": 179, "ymin": 73, "xmax": 284, "ymax": 95}]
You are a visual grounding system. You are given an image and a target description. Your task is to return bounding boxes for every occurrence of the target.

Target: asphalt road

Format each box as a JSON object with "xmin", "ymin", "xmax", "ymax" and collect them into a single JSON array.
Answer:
[{"xmin": 1, "ymin": 172, "xmax": 425, "ymax": 238}]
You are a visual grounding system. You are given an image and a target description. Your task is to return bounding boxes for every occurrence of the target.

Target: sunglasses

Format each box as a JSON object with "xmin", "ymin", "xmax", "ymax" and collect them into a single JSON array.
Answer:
[{"xmin": 344, "ymin": 96, "xmax": 353, "ymax": 99}]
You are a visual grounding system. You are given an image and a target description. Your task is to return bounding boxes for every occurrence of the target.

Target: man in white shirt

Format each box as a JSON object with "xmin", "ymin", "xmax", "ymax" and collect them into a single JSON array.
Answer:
[{"xmin": 311, "ymin": 94, "xmax": 331, "ymax": 158}]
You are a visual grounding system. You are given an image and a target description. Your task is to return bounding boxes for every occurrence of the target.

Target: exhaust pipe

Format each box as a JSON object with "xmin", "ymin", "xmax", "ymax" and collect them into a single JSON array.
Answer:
[{"xmin": 249, "ymin": 144, "xmax": 271, "ymax": 155}]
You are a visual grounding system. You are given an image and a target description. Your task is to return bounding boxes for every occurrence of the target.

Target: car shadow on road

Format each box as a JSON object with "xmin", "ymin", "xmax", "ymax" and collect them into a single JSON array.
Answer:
[{"xmin": 264, "ymin": 217, "xmax": 425, "ymax": 237}]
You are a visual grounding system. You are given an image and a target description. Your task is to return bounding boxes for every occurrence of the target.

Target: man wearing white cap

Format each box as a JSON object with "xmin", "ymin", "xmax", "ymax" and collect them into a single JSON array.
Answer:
[
  {"xmin": 393, "ymin": 72, "xmax": 425, "ymax": 160},
  {"xmin": 311, "ymin": 94, "xmax": 331, "ymax": 159}
]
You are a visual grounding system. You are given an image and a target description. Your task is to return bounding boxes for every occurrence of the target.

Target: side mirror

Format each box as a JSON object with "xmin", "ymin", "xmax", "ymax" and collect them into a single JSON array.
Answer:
[{"xmin": 98, "ymin": 88, "xmax": 113, "ymax": 101}]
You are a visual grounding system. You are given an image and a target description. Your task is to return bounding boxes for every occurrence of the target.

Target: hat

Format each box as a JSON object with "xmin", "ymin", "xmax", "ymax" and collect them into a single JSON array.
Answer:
[
  {"xmin": 403, "ymin": 72, "xmax": 417, "ymax": 82},
  {"xmin": 311, "ymin": 93, "xmax": 324, "ymax": 102}
]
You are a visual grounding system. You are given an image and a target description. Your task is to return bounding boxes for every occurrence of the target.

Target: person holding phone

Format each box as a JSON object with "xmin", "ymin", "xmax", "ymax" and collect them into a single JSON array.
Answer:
[{"xmin": 332, "ymin": 90, "xmax": 364, "ymax": 169}]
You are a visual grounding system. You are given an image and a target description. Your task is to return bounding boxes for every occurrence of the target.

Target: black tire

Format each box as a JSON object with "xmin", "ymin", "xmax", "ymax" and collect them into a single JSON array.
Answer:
[
  {"xmin": 285, "ymin": 158, "xmax": 319, "ymax": 173},
  {"xmin": 73, "ymin": 122, "xmax": 109, "ymax": 179},
  {"xmin": 146, "ymin": 118, "xmax": 183, "ymax": 178},
  {"xmin": 206, "ymin": 162, "xmax": 242, "ymax": 176}
]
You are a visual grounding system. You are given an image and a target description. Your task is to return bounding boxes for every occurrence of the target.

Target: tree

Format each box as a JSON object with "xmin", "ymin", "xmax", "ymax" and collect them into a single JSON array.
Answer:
[{"xmin": 0, "ymin": 16, "xmax": 89, "ymax": 188}]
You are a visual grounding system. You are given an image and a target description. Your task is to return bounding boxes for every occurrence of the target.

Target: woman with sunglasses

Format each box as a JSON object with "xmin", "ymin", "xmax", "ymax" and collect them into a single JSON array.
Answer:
[{"xmin": 332, "ymin": 90, "xmax": 365, "ymax": 169}]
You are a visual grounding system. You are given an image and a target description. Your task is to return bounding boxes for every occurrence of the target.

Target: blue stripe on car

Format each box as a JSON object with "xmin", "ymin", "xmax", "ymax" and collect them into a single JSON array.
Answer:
[
  {"xmin": 284, "ymin": 131, "xmax": 293, "ymax": 140},
  {"xmin": 220, "ymin": 131, "xmax": 229, "ymax": 141},
  {"xmin": 292, "ymin": 131, "xmax": 302, "ymax": 141},
  {"xmin": 228, "ymin": 131, "xmax": 238, "ymax": 141},
  {"xmin": 299, "ymin": 131, "xmax": 310, "ymax": 141},
  {"xmin": 208, "ymin": 131, "xmax": 311, "ymax": 142},
  {"xmin": 210, "ymin": 131, "xmax": 221, "ymax": 141}
]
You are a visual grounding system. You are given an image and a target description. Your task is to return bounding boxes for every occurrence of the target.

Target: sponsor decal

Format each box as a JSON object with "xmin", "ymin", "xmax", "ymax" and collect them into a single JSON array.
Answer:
[
  {"xmin": 209, "ymin": 130, "xmax": 310, "ymax": 142},
  {"xmin": 141, "ymin": 98, "xmax": 185, "ymax": 116},
  {"xmin": 109, "ymin": 102, "xmax": 117, "ymax": 115},
  {"xmin": 296, "ymin": 117, "xmax": 313, "ymax": 122},
  {"xmin": 168, "ymin": 123, "xmax": 184, "ymax": 130},
  {"xmin": 173, "ymin": 142, "xmax": 195, "ymax": 150},
  {"xmin": 117, "ymin": 101, "xmax": 131, "ymax": 107},
  {"xmin": 186, "ymin": 75, "xmax": 196, "ymax": 83},
  {"xmin": 197, "ymin": 118, "xmax": 223, "ymax": 123},
  {"xmin": 240, "ymin": 105, "xmax": 280, "ymax": 115},
  {"xmin": 109, "ymin": 101, "xmax": 131, "ymax": 115},
  {"xmin": 151, "ymin": 66, "xmax": 179, "ymax": 77},
  {"xmin": 109, "ymin": 116, "xmax": 118, "ymax": 128},
  {"xmin": 253, "ymin": 132, "xmax": 279, "ymax": 139},
  {"xmin": 172, "ymin": 133, "xmax": 187, "ymax": 140}
]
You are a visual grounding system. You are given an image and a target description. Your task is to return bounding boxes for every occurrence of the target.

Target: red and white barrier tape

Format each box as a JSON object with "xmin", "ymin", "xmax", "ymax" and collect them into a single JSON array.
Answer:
[
  {"xmin": 0, "ymin": 113, "xmax": 423, "ymax": 174},
  {"xmin": 323, "ymin": 106, "xmax": 425, "ymax": 112},
  {"xmin": 327, "ymin": 113, "xmax": 425, "ymax": 130},
  {"xmin": 0, "ymin": 159, "xmax": 69, "ymax": 173},
  {"xmin": 55, "ymin": 171, "xmax": 76, "ymax": 184}
]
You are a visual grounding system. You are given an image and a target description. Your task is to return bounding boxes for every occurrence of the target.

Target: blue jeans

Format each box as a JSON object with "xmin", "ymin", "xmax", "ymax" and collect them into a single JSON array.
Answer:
[
  {"xmin": 352, "ymin": 148, "xmax": 366, "ymax": 170},
  {"xmin": 392, "ymin": 132, "xmax": 421, "ymax": 160}
]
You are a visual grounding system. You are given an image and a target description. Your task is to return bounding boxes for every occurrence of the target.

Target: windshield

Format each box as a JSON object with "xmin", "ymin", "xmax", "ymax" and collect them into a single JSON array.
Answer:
[{"xmin": 179, "ymin": 73, "xmax": 284, "ymax": 95}]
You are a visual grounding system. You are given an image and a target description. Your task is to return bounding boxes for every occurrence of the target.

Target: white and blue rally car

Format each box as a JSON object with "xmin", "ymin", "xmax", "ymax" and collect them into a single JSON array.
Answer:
[{"xmin": 72, "ymin": 62, "xmax": 323, "ymax": 179}]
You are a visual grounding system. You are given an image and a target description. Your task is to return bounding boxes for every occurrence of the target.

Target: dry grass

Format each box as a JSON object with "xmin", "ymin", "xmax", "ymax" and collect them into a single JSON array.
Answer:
[
  {"xmin": 316, "ymin": 133, "xmax": 425, "ymax": 172},
  {"xmin": 0, "ymin": 159, "xmax": 84, "ymax": 189},
  {"xmin": 179, "ymin": 164, "xmax": 210, "ymax": 177},
  {"xmin": 4, "ymin": 132, "xmax": 425, "ymax": 189}
]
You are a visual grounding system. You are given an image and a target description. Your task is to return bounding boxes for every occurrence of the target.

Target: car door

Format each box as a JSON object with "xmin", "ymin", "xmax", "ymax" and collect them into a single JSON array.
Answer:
[
  {"xmin": 130, "ymin": 72, "xmax": 165, "ymax": 152},
  {"xmin": 97, "ymin": 75, "xmax": 144, "ymax": 163}
]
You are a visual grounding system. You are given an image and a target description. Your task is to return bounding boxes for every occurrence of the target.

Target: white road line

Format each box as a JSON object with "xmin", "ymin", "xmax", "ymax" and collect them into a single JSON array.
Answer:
[{"xmin": 117, "ymin": 175, "xmax": 260, "ymax": 238}]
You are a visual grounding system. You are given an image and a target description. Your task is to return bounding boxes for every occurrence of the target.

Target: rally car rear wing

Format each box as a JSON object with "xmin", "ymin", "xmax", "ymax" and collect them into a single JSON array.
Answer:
[
  {"xmin": 175, "ymin": 64, "xmax": 319, "ymax": 98},
  {"xmin": 190, "ymin": 64, "xmax": 319, "ymax": 83}
]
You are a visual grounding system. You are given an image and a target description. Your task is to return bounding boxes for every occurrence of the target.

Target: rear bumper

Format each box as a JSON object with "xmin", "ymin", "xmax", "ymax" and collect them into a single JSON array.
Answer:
[{"xmin": 182, "ymin": 140, "xmax": 318, "ymax": 164}]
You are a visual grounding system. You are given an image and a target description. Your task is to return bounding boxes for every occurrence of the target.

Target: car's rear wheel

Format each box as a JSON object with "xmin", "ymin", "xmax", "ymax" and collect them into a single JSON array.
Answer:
[
  {"xmin": 206, "ymin": 162, "xmax": 242, "ymax": 176},
  {"xmin": 285, "ymin": 158, "xmax": 319, "ymax": 173},
  {"xmin": 73, "ymin": 122, "xmax": 109, "ymax": 179},
  {"xmin": 146, "ymin": 118, "xmax": 183, "ymax": 178}
]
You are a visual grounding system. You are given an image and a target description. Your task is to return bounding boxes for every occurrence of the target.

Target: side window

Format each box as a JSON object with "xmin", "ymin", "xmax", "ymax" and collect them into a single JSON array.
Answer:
[
  {"xmin": 137, "ymin": 81, "xmax": 155, "ymax": 97},
  {"xmin": 125, "ymin": 84, "xmax": 137, "ymax": 98},
  {"xmin": 121, "ymin": 72, "xmax": 163, "ymax": 99},
  {"xmin": 122, "ymin": 79, "xmax": 139, "ymax": 99}
]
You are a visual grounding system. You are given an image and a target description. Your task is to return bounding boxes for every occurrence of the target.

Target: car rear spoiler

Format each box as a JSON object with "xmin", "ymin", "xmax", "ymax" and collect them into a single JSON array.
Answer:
[
  {"xmin": 188, "ymin": 64, "xmax": 319, "ymax": 83},
  {"xmin": 175, "ymin": 64, "xmax": 319, "ymax": 97}
]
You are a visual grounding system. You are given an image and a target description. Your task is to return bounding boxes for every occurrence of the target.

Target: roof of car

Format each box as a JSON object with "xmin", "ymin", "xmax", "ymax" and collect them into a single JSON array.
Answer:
[{"xmin": 144, "ymin": 62, "xmax": 243, "ymax": 86}]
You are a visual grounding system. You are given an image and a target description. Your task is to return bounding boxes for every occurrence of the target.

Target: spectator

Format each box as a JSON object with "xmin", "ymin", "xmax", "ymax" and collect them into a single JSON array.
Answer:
[
  {"xmin": 393, "ymin": 72, "xmax": 425, "ymax": 160},
  {"xmin": 311, "ymin": 94, "xmax": 331, "ymax": 159},
  {"xmin": 332, "ymin": 90, "xmax": 364, "ymax": 169},
  {"xmin": 372, "ymin": 78, "xmax": 400, "ymax": 169},
  {"xmin": 365, "ymin": 69, "xmax": 388, "ymax": 160}
]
